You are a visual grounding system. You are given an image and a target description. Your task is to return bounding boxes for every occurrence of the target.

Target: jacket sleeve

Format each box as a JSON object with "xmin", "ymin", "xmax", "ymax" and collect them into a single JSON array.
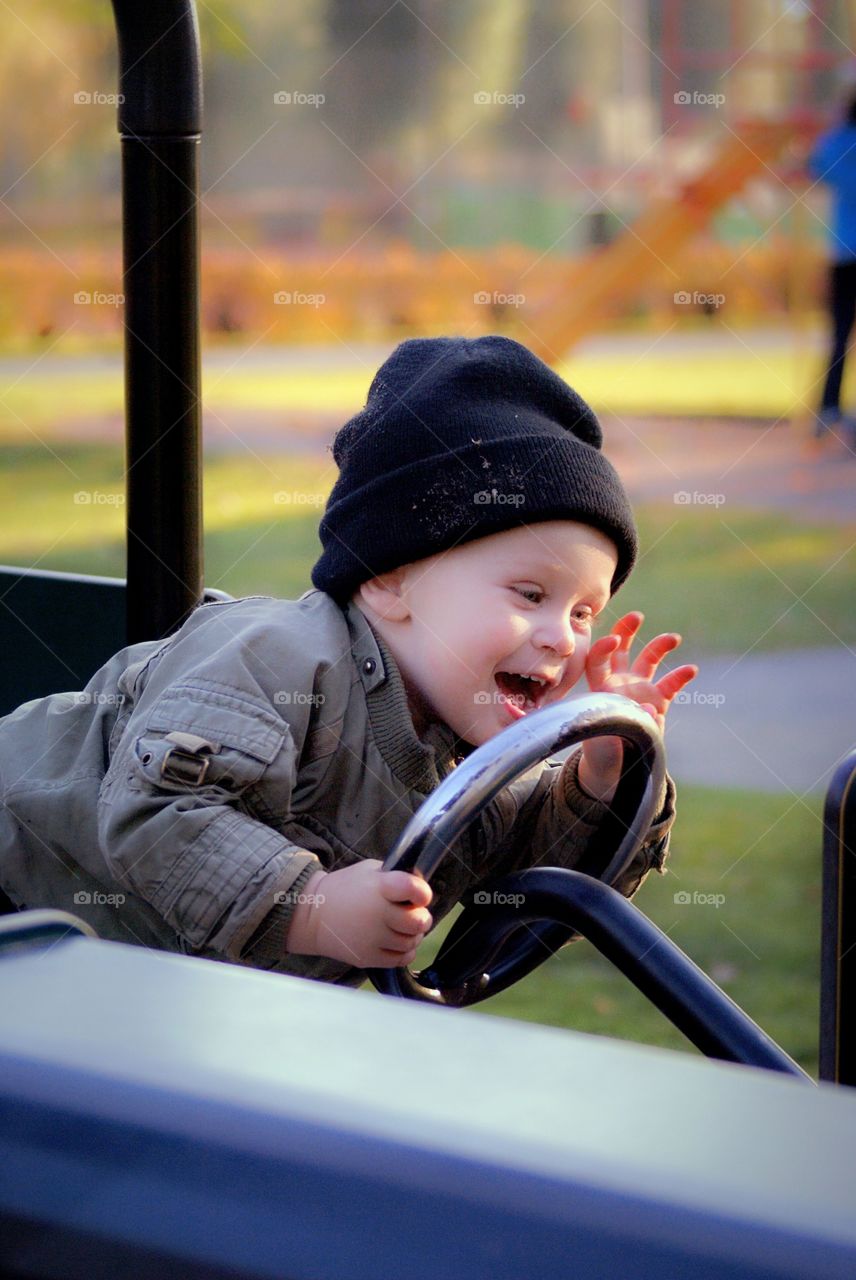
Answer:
[
  {"xmin": 97, "ymin": 617, "xmax": 336, "ymax": 967},
  {"xmin": 476, "ymin": 747, "xmax": 675, "ymax": 902}
]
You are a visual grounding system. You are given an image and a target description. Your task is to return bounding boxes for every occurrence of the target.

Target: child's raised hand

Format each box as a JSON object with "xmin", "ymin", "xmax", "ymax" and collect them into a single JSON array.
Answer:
[
  {"xmin": 285, "ymin": 860, "xmax": 433, "ymax": 969},
  {"xmin": 577, "ymin": 611, "xmax": 697, "ymax": 802},
  {"xmin": 585, "ymin": 611, "xmax": 697, "ymax": 731}
]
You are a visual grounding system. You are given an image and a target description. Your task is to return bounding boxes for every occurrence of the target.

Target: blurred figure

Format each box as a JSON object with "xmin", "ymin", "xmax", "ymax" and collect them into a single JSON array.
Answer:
[{"xmin": 810, "ymin": 92, "xmax": 856, "ymax": 445}]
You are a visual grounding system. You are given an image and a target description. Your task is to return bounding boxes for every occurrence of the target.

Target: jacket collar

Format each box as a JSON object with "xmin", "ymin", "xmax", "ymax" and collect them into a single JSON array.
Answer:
[{"xmin": 344, "ymin": 602, "xmax": 466, "ymax": 793}]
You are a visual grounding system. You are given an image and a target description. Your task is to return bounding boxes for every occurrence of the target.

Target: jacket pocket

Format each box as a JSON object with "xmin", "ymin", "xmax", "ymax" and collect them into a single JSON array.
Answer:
[{"xmin": 129, "ymin": 684, "xmax": 286, "ymax": 799}]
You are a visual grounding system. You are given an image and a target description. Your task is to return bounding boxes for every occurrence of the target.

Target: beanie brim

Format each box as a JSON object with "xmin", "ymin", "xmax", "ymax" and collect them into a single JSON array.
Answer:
[{"xmin": 312, "ymin": 433, "xmax": 637, "ymax": 600}]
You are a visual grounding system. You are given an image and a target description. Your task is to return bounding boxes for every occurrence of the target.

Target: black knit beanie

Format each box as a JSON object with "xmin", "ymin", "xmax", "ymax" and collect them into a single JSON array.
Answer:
[{"xmin": 312, "ymin": 335, "xmax": 637, "ymax": 599}]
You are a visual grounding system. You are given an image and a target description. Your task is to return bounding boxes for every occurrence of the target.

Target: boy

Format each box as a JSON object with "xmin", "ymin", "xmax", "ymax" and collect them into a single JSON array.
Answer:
[{"xmin": 0, "ymin": 336, "xmax": 695, "ymax": 983}]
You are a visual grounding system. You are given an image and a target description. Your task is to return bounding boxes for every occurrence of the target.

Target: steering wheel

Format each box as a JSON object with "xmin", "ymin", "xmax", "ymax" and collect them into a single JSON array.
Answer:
[{"xmin": 368, "ymin": 692, "xmax": 664, "ymax": 1006}]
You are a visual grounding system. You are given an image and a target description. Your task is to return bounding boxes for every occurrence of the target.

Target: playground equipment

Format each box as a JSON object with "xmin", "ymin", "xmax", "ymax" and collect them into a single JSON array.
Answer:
[
  {"xmin": 1, "ymin": 3, "xmax": 855, "ymax": 1276},
  {"xmin": 525, "ymin": 0, "xmax": 846, "ymax": 359},
  {"xmin": 527, "ymin": 121, "xmax": 798, "ymax": 360}
]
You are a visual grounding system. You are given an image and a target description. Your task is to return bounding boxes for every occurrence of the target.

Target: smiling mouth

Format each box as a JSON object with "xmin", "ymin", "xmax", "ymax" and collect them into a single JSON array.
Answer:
[{"xmin": 494, "ymin": 672, "xmax": 553, "ymax": 713}]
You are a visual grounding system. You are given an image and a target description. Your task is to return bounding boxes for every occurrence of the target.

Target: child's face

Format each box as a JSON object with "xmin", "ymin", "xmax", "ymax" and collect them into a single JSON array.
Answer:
[{"xmin": 383, "ymin": 521, "xmax": 618, "ymax": 746}]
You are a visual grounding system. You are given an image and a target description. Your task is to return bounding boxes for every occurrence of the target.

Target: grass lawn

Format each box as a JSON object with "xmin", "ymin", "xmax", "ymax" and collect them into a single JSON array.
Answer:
[
  {"xmin": 0, "ymin": 334, "xmax": 850, "ymax": 426},
  {"xmin": 405, "ymin": 782, "xmax": 823, "ymax": 1077},
  {"xmin": 1, "ymin": 443, "xmax": 853, "ymax": 656}
]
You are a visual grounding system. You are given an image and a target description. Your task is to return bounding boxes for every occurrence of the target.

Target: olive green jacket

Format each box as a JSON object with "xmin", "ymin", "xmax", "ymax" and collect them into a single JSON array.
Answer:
[{"xmin": 0, "ymin": 591, "xmax": 674, "ymax": 985}]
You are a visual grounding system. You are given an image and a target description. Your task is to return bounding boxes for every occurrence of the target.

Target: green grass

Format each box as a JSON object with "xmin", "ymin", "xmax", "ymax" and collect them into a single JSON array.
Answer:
[
  {"xmin": 1, "ymin": 337, "xmax": 851, "ymax": 425},
  {"xmin": 2, "ymin": 443, "xmax": 853, "ymax": 656},
  {"xmin": 629, "ymin": 505, "xmax": 856, "ymax": 654},
  {"xmin": 407, "ymin": 783, "xmax": 823, "ymax": 1076}
]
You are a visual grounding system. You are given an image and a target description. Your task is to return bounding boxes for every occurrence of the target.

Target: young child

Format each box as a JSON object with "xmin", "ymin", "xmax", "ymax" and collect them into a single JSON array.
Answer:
[{"xmin": 0, "ymin": 336, "xmax": 696, "ymax": 984}]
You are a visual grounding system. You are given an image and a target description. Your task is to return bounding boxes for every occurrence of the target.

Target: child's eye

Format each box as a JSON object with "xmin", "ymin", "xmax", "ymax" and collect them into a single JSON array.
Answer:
[
  {"xmin": 572, "ymin": 606, "xmax": 595, "ymax": 627},
  {"xmin": 512, "ymin": 585, "xmax": 543, "ymax": 604}
]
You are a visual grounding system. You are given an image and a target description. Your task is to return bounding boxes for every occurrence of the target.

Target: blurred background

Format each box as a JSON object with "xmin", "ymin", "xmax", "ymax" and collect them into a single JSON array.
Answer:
[
  {"xmin": 3, "ymin": 3, "xmax": 856, "ymax": 393},
  {"xmin": 2, "ymin": 0, "xmax": 856, "ymax": 1071}
]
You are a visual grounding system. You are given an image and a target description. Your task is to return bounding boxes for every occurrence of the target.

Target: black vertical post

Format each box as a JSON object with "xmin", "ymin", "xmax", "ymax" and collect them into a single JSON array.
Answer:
[
  {"xmin": 110, "ymin": 1, "xmax": 203, "ymax": 642},
  {"xmin": 819, "ymin": 752, "xmax": 856, "ymax": 1086}
]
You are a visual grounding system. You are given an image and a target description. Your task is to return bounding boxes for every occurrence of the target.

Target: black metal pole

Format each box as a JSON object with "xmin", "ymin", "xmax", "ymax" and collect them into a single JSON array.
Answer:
[
  {"xmin": 819, "ymin": 752, "xmax": 856, "ymax": 1086},
  {"xmin": 110, "ymin": 1, "xmax": 203, "ymax": 642}
]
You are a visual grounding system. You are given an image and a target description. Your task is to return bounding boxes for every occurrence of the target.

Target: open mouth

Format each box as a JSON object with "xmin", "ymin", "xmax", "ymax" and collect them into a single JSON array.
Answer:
[{"xmin": 494, "ymin": 671, "xmax": 552, "ymax": 715}]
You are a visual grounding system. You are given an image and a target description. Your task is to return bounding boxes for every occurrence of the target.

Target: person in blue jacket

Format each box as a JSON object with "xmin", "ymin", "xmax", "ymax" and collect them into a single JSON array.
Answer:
[{"xmin": 810, "ymin": 92, "xmax": 856, "ymax": 444}]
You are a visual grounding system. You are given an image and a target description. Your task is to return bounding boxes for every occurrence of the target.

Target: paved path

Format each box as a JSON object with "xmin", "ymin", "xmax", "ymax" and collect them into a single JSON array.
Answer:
[
  {"xmin": 604, "ymin": 413, "xmax": 856, "ymax": 525},
  {"xmin": 662, "ymin": 647, "xmax": 856, "ymax": 795},
  {"xmin": 601, "ymin": 415, "xmax": 856, "ymax": 793}
]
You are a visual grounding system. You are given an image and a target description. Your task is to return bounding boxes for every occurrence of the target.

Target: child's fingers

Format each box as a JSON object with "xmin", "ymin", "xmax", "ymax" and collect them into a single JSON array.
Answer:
[
  {"xmin": 610, "ymin": 611, "xmax": 644, "ymax": 654},
  {"xmin": 379, "ymin": 869, "xmax": 433, "ymax": 907},
  {"xmin": 654, "ymin": 664, "xmax": 699, "ymax": 702},
  {"xmin": 630, "ymin": 633, "xmax": 681, "ymax": 679},
  {"xmin": 585, "ymin": 634, "xmax": 621, "ymax": 686},
  {"xmin": 600, "ymin": 612, "xmax": 644, "ymax": 675},
  {"xmin": 385, "ymin": 902, "xmax": 432, "ymax": 935}
]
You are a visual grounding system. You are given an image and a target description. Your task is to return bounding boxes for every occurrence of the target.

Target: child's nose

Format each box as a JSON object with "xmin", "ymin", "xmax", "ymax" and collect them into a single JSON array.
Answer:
[{"xmin": 534, "ymin": 613, "xmax": 575, "ymax": 657}]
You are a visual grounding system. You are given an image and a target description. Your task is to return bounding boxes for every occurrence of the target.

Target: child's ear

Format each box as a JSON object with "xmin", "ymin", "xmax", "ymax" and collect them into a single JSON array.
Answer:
[{"xmin": 355, "ymin": 569, "xmax": 410, "ymax": 621}]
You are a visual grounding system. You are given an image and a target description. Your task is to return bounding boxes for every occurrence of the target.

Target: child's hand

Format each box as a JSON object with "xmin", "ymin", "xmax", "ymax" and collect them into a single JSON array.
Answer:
[
  {"xmin": 285, "ymin": 861, "xmax": 433, "ymax": 968},
  {"xmin": 578, "ymin": 611, "xmax": 697, "ymax": 801}
]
